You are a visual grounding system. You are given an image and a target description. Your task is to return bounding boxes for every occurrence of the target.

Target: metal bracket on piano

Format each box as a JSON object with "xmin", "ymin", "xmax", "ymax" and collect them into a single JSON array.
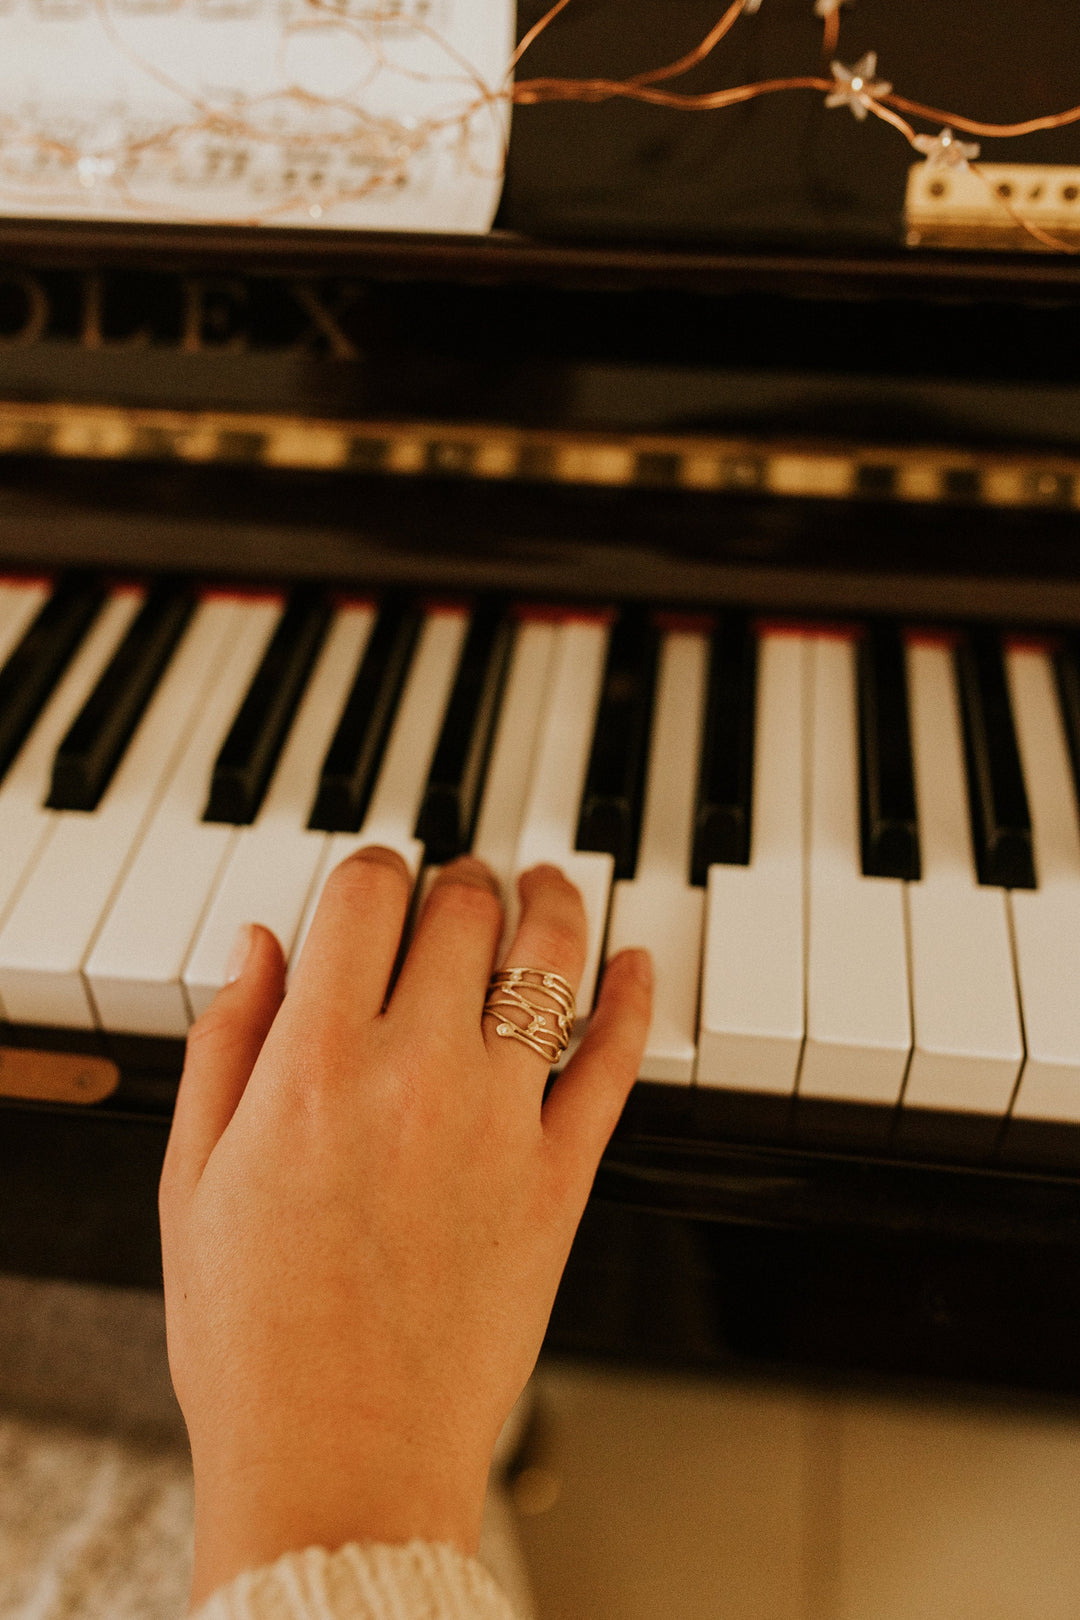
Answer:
[{"xmin": 906, "ymin": 162, "xmax": 1080, "ymax": 252}]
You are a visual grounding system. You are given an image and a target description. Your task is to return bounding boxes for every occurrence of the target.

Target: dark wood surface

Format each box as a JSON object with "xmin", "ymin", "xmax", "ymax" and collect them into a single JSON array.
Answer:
[{"xmin": 6, "ymin": 1076, "xmax": 1080, "ymax": 1394}]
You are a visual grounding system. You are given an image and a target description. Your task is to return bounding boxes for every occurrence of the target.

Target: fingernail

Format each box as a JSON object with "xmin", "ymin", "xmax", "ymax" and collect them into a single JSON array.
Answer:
[{"xmin": 225, "ymin": 923, "xmax": 254, "ymax": 984}]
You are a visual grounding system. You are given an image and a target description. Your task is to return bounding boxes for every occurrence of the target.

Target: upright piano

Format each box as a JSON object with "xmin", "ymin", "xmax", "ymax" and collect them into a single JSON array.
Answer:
[{"xmin": 3, "ymin": 0, "xmax": 1080, "ymax": 1394}]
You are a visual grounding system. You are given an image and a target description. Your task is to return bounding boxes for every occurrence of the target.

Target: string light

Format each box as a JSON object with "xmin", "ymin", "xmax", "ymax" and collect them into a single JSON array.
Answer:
[
  {"xmin": 0, "ymin": 0, "xmax": 1077, "ymax": 250},
  {"xmin": 510, "ymin": 0, "xmax": 1080, "ymax": 253},
  {"xmin": 825, "ymin": 53, "xmax": 891, "ymax": 123},
  {"xmin": 912, "ymin": 127, "xmax": 980, "ymax": 170}
]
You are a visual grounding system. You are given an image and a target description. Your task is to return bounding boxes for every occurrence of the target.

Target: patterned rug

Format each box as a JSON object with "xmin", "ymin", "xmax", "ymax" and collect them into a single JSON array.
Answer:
[{"xmin": 0, "ymin": 1275, "xmax": 534, "ymax": 1620}]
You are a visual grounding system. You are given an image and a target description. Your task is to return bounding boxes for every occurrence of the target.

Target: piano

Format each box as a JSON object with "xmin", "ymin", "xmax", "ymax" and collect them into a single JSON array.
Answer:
[{"xmin": 4, "ymin": 0, "xmax": 1080, "ymax": 1395}]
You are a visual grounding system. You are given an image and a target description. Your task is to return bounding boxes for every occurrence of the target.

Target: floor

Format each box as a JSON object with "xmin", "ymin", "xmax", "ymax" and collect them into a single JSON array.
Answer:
[
  {"xmin": 4, "ymin": 1273, "xmax": 1080, "ymax": 1619},
  {"xmin": 516, "ymin": 1359, "xmax": 1080, "ymax": 1620}
]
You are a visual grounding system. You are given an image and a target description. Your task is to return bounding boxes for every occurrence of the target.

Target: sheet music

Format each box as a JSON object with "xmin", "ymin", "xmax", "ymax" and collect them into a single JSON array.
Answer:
[{"xmin": 0, "ymin": 0, "xmax": 514, "ymax": 230}]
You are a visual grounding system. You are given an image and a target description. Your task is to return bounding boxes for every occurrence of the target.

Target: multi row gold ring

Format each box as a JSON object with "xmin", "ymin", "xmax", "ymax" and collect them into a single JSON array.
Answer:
[{"xmin": 483, "ymin": 967, "xmax": 576, "ymax": 1066}]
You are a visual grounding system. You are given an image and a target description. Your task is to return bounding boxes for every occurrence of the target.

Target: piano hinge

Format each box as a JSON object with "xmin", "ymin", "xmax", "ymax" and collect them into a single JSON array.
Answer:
[
  {"xmin": 1, "ymin": 399, "xmax": 1080, "ymax": 514},
  {"xmin": 906, "ymin": 162, "xmax": 1080, "ymax": 252}
]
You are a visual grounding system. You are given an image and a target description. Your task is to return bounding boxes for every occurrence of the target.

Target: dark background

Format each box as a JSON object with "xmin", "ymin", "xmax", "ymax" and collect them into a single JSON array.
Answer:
[{"xmin": 501, "ymin": 0, "xmax": 1080, "ymax": 247}]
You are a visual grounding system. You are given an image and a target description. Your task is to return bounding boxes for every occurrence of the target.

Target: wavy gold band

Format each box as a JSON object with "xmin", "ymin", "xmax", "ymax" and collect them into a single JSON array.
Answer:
[{"xmin": 483, "ymin": 968, "xmax": 576, "ymax": 1066}]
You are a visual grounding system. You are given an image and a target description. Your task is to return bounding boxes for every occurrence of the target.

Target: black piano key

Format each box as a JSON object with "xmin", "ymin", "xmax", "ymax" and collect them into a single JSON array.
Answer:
[
  {"xmin": 47, "ymin": 579, "xmax": 196, "ymax": 812},
  {"xmin": 0, "ymin": 574, "xmax": 105, "ymax": 789},
  {"xmin": 1053, "ymin": 633, "xmax": 1080, "ymax": 824},
  {"xmin": 574, "ymin": 606, "xmax": 659, "ymax": 881},
  {"xmin": 690, "ymin": 610, "xmax": 756, "ymax": 885},
  {"xmin": 955, "ymin": 628, "xmax": 1036, "ymax": 890},
  {"xmin": 414, "ymin": 600, "xmax": 513, "ymax": 863},
  {"xmin": 308, "ymin": 597, "xmax": 422, "ymax": 834},
  {"xmin": 857, "ymin": 620, "xmax": 920, "ymax": 881},
  {"xmin": 205, "ymin": 586, "xmax": 331, "ymax": 825}
]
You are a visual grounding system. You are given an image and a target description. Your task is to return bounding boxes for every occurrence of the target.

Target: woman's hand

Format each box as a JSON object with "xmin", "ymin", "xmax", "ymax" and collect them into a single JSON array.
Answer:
[{"xmin": 159, "ymin": 849, "xmax": 652, "ymax": 1608}]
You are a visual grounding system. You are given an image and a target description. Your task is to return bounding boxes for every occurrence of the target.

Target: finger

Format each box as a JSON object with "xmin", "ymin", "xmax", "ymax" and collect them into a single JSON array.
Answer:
[
  {"xmin": 388, "ymin": 857, "xmax": 503, "ymax": 1038},
  {"xmin": 162, "ymin": 923, "xmax": 285, "ymax": 1199},
  {"xmin": 541, "ymin": 948, "xmax": 652, "ymax": 1184},
  {"xmin": 288, "ymin": 845, "xmax": 412, "ymax": 1032},
  {"xmin": 482, "ymin": 864, "xmax": 588, "ymax": 1080}
]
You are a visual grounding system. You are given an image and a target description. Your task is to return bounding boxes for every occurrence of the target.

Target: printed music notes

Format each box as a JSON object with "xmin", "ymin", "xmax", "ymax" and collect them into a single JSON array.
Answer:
[{"xmin": 0, "ymin": 0, "xmax": 513, "ymax": 229}]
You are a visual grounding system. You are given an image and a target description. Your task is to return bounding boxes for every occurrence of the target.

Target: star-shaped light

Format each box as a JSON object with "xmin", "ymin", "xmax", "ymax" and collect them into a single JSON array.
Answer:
[
  {"xmin": 912, "ymin": 126, "xmax": 980, "ymax": 169},
  {"xmin": 825, "ymin": 52, "xmax": 891, "ymax": 121},
  {"xmin": 76, "ymin": 155, "xmax": 117, "ymax": 189}
]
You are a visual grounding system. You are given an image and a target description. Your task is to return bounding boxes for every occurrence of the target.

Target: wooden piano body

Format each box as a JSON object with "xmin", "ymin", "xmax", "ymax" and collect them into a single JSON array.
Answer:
[{"xmin": 5, "ymin": 155, "xmax": 1080, "ymax": 1395}]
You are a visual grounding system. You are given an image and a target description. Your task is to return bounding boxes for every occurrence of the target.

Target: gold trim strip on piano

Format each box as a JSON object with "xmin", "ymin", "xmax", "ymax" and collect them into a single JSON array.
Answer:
[
  {"xmin": 1, "ymin": 400, "xmax": 1079, "ymax": 512},
  {"xmin": 0, "ymin": 1046, "xmax": 119, "ymax": 1105}
]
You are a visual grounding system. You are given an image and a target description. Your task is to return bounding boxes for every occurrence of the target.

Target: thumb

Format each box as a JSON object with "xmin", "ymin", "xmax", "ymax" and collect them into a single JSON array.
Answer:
[{"xmin": 162, "ymin": 923, "xmax": 285, "ymax": 1203}]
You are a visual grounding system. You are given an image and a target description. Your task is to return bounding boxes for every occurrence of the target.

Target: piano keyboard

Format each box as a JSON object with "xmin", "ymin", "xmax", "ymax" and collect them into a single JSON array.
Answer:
[{"xmin": 2, "ymin": 571, "xmax": 1080, "ymax": 1157}]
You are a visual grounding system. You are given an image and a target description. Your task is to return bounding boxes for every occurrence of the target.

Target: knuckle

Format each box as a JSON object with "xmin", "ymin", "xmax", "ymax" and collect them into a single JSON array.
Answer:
[
  {"xmin": 522, "ymin": 863, "xmax": 582, "ymax": 906},
  {"xmin": 427, "ymin": 878, "xmax": 502, "ymax": 930},
  {"xmin": 158, "ymin": 1173, "xmax": 181, "ymax": 1232},
  {"xmin": 183, "ymin": 1004, "xmax": 253, "ymax": 1073},
  {"xmin": 438, "ymin": 855, "xmax": 499, "ymax": 894},
  {"xmin": 523, "ymin": 918, "xmax": 584, "ymax": 973},
  {"xmin": 184, "ymin": 1004, "xmax": 230, "ymax": 1055},
  {"xmin": 158, "ymin": 1154, "xmax": 178, "ymax": 1209},
  {"xmin": 540, "ymin": 1142, "xmax": 592, "ymax": 1216},
  {"xmin": 325, "ymin": 848, "xmax": 410, "ymax": 910}
]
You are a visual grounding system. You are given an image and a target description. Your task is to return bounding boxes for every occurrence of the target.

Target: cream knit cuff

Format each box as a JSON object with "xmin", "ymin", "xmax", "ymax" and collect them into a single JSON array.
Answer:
[{"xmin": 191, "ymin": 1540, "xmax": 521, "ymax": 1620}]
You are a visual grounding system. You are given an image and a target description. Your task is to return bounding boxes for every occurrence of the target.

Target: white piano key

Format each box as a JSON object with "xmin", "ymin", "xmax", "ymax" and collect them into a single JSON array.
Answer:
[
  {"xmin": 0, "ymin": 589, "xmax": 141, "ymax": 954},
  {"xmin": 606, "ymin": 628, "xmax": 708, "ymax": 1084},
  {"xmin": 0, "ymin": 595, "xmax": 243, "ymax": 1028},
  {"xmin": 511, "ymin": 616, "xmax": 612, "ymax": 1016},
  {"xmin": 1007, "ymin": 645, "xmax": 1080, "ymax": 1121},
  {"xmin": 290, "ymin": 606, "xmax": 470, "ymax": 968},
  {"xmin": 799, "ymin": 635, "xmax": 911, "ymax": 1104},
  {"xmin": 696, "ymin": 631, "xmax": 808, "ymax": 1095},
  {"xmin": 0, "ymin": 575, "xmax": 52, "ymax": 669},
  {"xmin": 471, "ymin": 616, "xmax": 559, "ymax": 893},
  {"xmin": 181, "ymin": 603, "xmax": 377, "ymax": 1020},
  {"xmin": 83, "ymin": 595, "xmax": 283, "ymax": 1037},
  {"xmin": 904, "ymin": 639, "xmax": 1024, "ymax": 1114}
]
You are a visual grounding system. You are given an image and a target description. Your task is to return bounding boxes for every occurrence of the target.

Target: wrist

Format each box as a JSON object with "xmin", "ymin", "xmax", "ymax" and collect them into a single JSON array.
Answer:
[{"xmin": 188, "ymin": 1439, "xmax": 489, "ymax": 1608}]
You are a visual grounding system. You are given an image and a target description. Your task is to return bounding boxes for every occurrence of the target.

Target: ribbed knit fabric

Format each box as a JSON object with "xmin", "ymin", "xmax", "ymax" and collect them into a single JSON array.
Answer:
[{"xmin": 191, "ymin": 1541, "xmax": 521, "ymax": 1620}]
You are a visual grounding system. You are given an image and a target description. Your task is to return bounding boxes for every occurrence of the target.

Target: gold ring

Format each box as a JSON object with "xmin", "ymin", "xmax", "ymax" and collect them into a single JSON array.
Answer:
[{"xmin": 483, "ymin": 968, "xmax": 576, "ymax": 1066}]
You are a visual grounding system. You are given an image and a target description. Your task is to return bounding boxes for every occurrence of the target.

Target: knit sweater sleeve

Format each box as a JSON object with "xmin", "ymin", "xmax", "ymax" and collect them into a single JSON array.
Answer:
[{"xmin": 190, "ymin": 1541, "xmax": 522, "ymax": 1620}]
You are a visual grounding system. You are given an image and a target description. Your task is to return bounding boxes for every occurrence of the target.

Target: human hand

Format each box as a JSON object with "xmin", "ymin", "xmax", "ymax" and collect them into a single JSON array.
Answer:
[{"xmin": 159, "ymin": 850, "xmax": 652, "ymax": 1608}]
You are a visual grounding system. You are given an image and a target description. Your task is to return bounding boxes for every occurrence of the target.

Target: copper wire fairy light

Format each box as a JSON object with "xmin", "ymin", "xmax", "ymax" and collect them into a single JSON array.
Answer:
[
  {"xmin": 508, "ymin": 0, "xmax": 1080, "ymax": 252},
  {"xmin": 814, "ymin": 0, "xmax": 845, "ymax": 63},
  {"xmin": 0, "ymin": 0, "xmax": 1079, "ymax": 245}
]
